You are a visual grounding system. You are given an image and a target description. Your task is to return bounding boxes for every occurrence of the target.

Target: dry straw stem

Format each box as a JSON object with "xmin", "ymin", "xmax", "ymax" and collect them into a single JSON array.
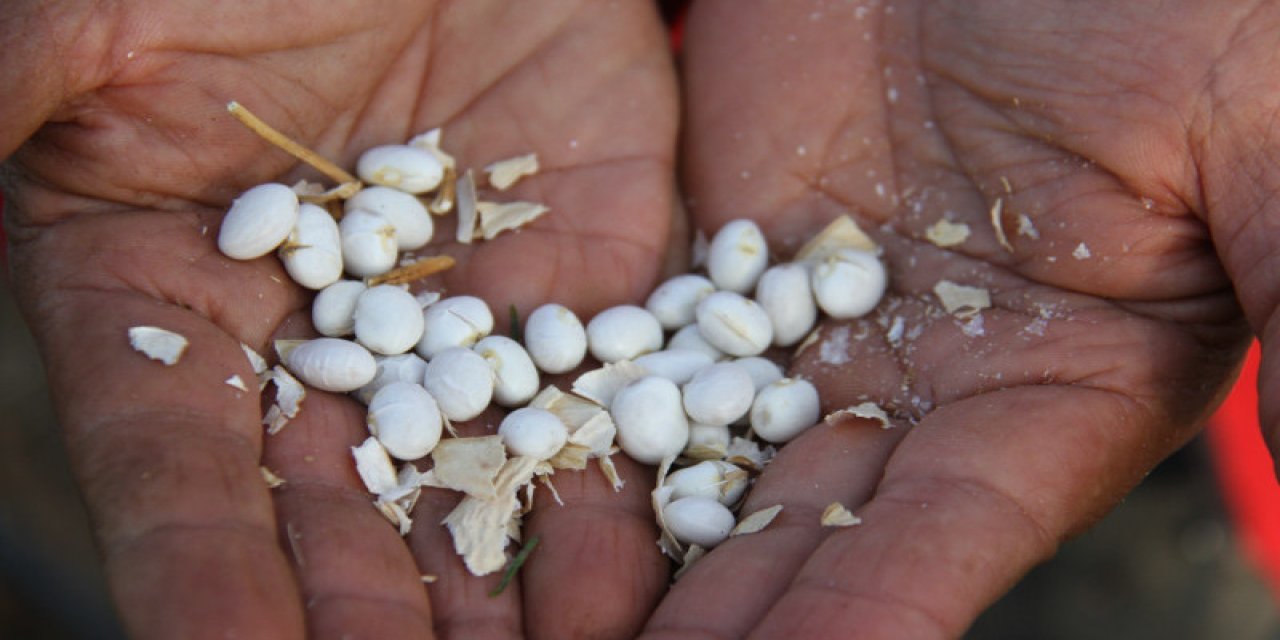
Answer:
[
  {"xmin": 227, "ymin": 101, "xmax": 361, "ymax": 188},
  {"xmin": 367, "ymin": 255, "xmax": 457, "ymax": 286}
]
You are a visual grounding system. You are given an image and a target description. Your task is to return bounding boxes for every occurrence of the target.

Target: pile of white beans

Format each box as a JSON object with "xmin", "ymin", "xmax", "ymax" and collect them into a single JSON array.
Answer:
[{"xmin": 216, "ymin": 136, "xmax": 889, "ymax": 556}]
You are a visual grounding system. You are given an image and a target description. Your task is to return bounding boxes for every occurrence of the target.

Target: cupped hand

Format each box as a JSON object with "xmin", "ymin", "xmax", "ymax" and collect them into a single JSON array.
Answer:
[
  {"xmin": 644, "ymin": 1, "xmax": 1273, "ymax": 637},
  {"xmin": 2, "ymin": 1, "xmax": 677, "ymax": 638}
]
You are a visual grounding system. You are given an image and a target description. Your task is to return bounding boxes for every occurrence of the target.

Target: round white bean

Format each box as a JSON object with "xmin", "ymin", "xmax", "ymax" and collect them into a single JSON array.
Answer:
[
  {"xmin": 665, "ymin": 460, "xmax": 749, "ymax": 506},
  {"xmin": 474, "ymin": 335, "xmax": 540, "ymax": 407},
  {"xmin": 356, "ymin": 144, "xmax": 445, "ymax": 194},
  {"xmin": 344, "ymin": 186, "xmax": 434, "ymax": 250},
  {"xmin": 695, "ymin": 291, "xmax": 773, "ymax": 357},
  {"xmin": 611, "ymin": 376, "xmax": 688, "ymax": 464},
  {"xmin": 416, "ymin": 296, "xmax": 494, "ymax": 359},
  {"xmin": 498, "ymin": 407, "xmax": 568, "ymax": 460},
  {"xmin": 339, "ymin": 208, "xmax": 398, "ymax": 277},
  {"xmin": 218, "ymin": 183, "xmax": 300, "ymax": 260},
  {"xmin": 586, "ymin": 305, "xmax": 663, "ymax": 363},
  {"xmin": 523, "ymin": 303, "xmax": 588, "ymax": 374},
  {"xmin": 312, "ymin": 280, "xmax": 366, "ymax": 337},
  {"xmin": 633, "ymin": 349, "xmax": 714, "ymax": 385},
  {"xmin": 354, "ymin": 285, "xmax": 425, "ymax": 355},
  {"xmin": 645, "ymin": 274, "xmax": 715, "ymax": 330},
  {"xmin": 707, "ymin": 219, "xmax": 769, "ymax": 294},
  {"xmin": 284, "ymin": 337, "xmax": 377, "ymax": 393},
  {"xmin": 750, "ymin": 378, "xmax": 821, "ymax": 443},
  {"xmin": 354, "ymin": 353, "xmax": 428, "ymax": 405},
  {"xmin": 367, "ymin": 382, "xmax": 443, "ymax": 460},
  {"xmin": 811, "ymin": 248, "xmax": 887, "ymax": 319},
  {"xmin": 663, "ymin": 496, "xmax": 736, "ymax": 548},
  {"xmin": 682, "ymin": 361, "xmax": 755, "ymax": 426},
  {"xmin": 423, "ymin": 347, "xmax": 494, "ymax": 422},
  {"xmin": 279, "ymin": 203, "xmax": 343, "ymax": 290},
  {"xmin": 755, "ymin": 262, "xmax": 817, "ymax": 346},
  {"xmin": 733, "ymin": 356, "xmax": 785, "ymax": 392},
  {"xmin": 666, "ymin": 324, "xmax": 726, "ymax": 361}
]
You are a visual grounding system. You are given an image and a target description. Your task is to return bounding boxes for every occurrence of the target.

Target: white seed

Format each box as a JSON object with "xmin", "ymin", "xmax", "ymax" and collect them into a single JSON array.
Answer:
[
  {"xmin": 523, "ymin": 303, "xmax": 588, "ymax": 374},
  {"xmin": 662, "ymin": 496, "xmax": 736, "ymax": 548},
  {"xmin": 665, "ymin": 460, "xmax": 749, "ymax": 506},
  {"xmin": 695, "ymin": 291, "xmax": 773, "ymax": 357},
  {"xmin": 278, "ymin": 203, "xmax": 343, "ymax": 290},
  {"xmin": 339, "ymin": 208, "xmax": 398, "ymax": 277},
  {"xmin": 706, "ymin": 219, "xmax": 769, "ymax": 294},
  {"xmin": 682, "ymin": 362, "xmax": 755, "ymax": 426},
  {"xmin": 633, "ymin": 349, "xmax": 714, "ymax": 385},
  {"xmin": 733, "ymin": 356, "xmax": 785, "ymax": 392},
  {"xmin": 312, "ymin": 280, "xmax": 367, "ymax": 337},
  {"xmin": 811, "ymin": 248, "xmax": 887, "ymax": 319},
  {"xmin": 755, "ymin": 262, "xmax": 817, "ymax": 346},
  {"xmin": 416, "ymin": 296, "xmax": 494, "ymax": 359},
  {"xmin": 473, "ymin": 335, "xmax": 539, "ymax": 407},
  {"xmin": 354, "ymin": 285, "xmax": 425, "ymax": 355},
  {"xmin": 645, "ymin": 274, "xmax": 715, "ymax": 330},
  {"xmin": 684, "ymin": 422, "xmax": 731, "ymax": 460},
  {"xmin": 750, "ymin": 378, "xmax": 821, "ymax": 443},
  {"xmin": 284, "ymin": 337, "xmax": 378, "ymax": 392},
  {"xmin": 344, "ymin": 186, "xmax": 434, "ymax": 250},
  {"xmin": 586, "ymin": 305, "xmax": 663, "ymax": 363},
  {"xmin": 356, "ymin": 144, "xmax": 445, "ymax": 194},
  {"xmin": 667, "ymin": 324, "xmax": 726, "ymax": 361},
  {"xmin": 354, "ymin": 353, "xmax": 428, "ymax": 404},
  {"xmin": 611, "ymin": 376, "xmax": 689, "ymax": 465},
  {"xmin": 498, "ymin": 407, "xmax": 568, "ymax": 460},
  {"xmin": 423, "ymin": 347, "xmax": 494, "ymax": 422},
  {"xmin": 217, "ymin": 183, "xmax": 300, "ymax": 260},
  {"xmin": 367, "ymin": 382, "xmax": 443, "ymax": 460}
]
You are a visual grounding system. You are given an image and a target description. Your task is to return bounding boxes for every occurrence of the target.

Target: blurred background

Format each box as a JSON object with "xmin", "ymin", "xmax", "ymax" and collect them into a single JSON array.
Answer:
[{"xmin": 4, "ymin": 268, "xmax": 1280, "ymax": 639}]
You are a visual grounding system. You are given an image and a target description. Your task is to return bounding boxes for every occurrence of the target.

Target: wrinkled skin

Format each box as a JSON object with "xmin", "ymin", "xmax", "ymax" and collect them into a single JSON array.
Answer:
[{"xmin": 3, "ymin": 0, "xmax": 1279, "ymax": 638}]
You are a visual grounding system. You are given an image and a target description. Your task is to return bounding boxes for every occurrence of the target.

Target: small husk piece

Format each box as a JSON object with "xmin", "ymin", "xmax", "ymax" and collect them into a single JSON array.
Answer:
[
  {"xmin": 795, "ymin": 214, "xmax": 878, "ymax": 261},
  {"xmin": 484, "ymin": 153, "xmax": 539, "ymax": 191},
  {"xmin": 821, "ymin": 502, "xmax": 862, "ymax": 527},
  {"xmin": 423, "ymin": 436, "xmax": 508, "ymax": 499},
  {"xmin": 476, "ymin": 201, "xmax": 549, "ymax": 241},
  {"xmin": 128, "ymin": 326, "xmax": 189, "ymax": 366},
  {"xmin": 933, "ymin": 280, "xmax": 991, "ymax": 318},
  {"xmin": 924, "ymin": 219, "xmax": 971, "ymax": 247},
  {"xmin": 443, "ymin": 455, "xmax": 540, "ymax": 575},
  {"xmin": 825, "ymin": 401, "xmax": 893, "ymax": 429},
  {"xmin": 730, "ymin": 504, "xmax": 784, "ymax": 537}
]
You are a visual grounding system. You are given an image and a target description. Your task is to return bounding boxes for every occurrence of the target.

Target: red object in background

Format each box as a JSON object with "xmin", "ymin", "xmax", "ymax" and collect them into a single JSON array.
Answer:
[{"xmin": 1207, "ymin": 342, "xmax": 1280, "ymax": 604}]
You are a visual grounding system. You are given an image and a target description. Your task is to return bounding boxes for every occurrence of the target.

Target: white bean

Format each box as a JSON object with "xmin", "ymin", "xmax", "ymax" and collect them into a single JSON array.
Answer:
[
  {"xmin": 284, "ymin": 337, "xmax": 377, "ymax": 392},
  {"xmin": 755, "ymin": 262, "xmax": 817, "ymax": 346},
  {"xmin": 356, "ymin": 144, "xmax": 445, "ymax": 194},
  {"xmin": 750, "ymin": 378, "xmax": 821, "ymax": 443},
  {"xmin": 498, "ymin": 407, "xmax": 569, "ymax": 460},
  {"xmin": 218, "ymin": 183, "xmax": 300, "ymax": 260},
  {"xmin": 733, "ymin": 356, "xmax": 785, "ymax": 392},
  {"xmin": 707, "ymin": 219, "xmax": 769, "ymax": 294},
  {"xmin": 695, "ymin": 291, "xmax": 773, "ymax": 357},
  {"xmin": 682, "ymin": 361, "xmax": 755, "ymax": 426},
  {"xmin": 367, "ymin": 382, "xmax": 443, "ymax": 460},
  {"xmin": 354, "ymin": 353, "xmax": 428, "ymax": 405},
  {"xmin": 523, "ymin": 303, "xmax": 588, "ymax": 374},
  {"xmin": 633, "ymin": 349, "xmax": 714, "ymax": 385},
  {"xmin": 423, "ymin": 347, "xmax": 494, "ymax": 422},
  {"xmin": 416, "ymin": 296, "xmax": 494, "ymax": 359},
  {"xmin": 339, "ymin": 208, "xmax": 398, "ymax": 277},
  {"xmin": 811, "ymin": 248, "xmax": 887, "ymax": 319},
  {"xmin": 662, "ymin": 496, "xmax": 736, "ymax": 548},
  {"xmin": 344, "ymin": 186, "xmax": 434, "ymax": 250},
  {"xmin": 474, "ymin": 335, "xmax": 540, "ymax": 407},
  {"xmin": 611, "ymin": 376, "xmax": 688, "ymax": 464},
  {"xmin": 665, "ymin": 460, "xmax": 749, "ymax": 506},
  {"xmin": 354, "ymin": 285, "xmax": 425, "ymax": 355},
  {"xmin": 312, "ymin": 280, "xmax": 366, "ymax": 337},
  {"xmin": 586, "ymin": 305, "xmax": 663, "ymax": 363},
  {"xmin": 279, "ymin": 203, "xmax": 343, "ymax": 290},
  {"xmin": 666, "ymin": 324, "xmax": 726, "ymax": 361},
  {"xmin": 645, "ymin": 274, "xmax": 715, "ymax": 330}
]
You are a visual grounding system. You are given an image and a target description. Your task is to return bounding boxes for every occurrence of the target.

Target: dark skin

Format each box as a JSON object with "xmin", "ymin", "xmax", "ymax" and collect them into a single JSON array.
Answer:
[{"xmin": 3, "ymin": 0, "xmax": 1278, "ymax": 638}]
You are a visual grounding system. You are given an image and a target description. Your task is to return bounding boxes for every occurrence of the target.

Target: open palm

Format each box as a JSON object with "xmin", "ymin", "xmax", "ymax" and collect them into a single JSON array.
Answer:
[
  {"xmin": 644, "ymin": 1, "xmax": 1267, "ymax": 637},
  {"xmin": 3, "ymin": 1, "xmax": 677, "ymax": 638}
]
